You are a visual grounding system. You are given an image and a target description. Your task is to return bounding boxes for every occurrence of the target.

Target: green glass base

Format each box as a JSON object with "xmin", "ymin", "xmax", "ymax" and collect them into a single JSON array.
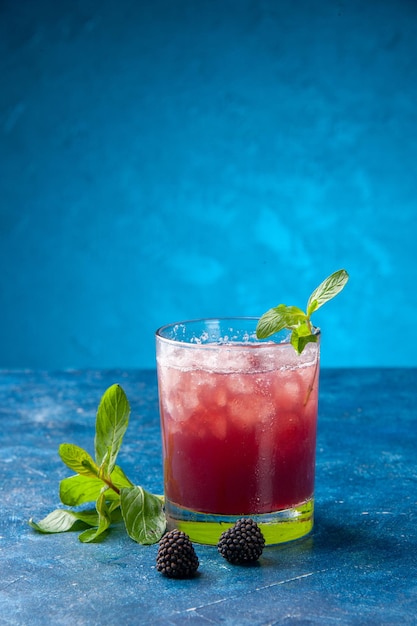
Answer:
[{"xmin": 165, "ymin": 498, "xmax": 314, "ymax": 546}]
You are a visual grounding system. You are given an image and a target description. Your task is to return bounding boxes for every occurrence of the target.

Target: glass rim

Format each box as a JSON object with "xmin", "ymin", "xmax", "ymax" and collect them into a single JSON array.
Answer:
[{"xmin": 155, "ymin": 317, "xmax": 320, "ymax": 349}]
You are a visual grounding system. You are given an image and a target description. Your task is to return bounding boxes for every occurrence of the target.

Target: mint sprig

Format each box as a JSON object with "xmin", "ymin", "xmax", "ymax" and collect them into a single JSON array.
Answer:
[
  {"xmin": 256, "ymin": 269, "xmax": 349, "ymax": 353},
  {"xmin": 29, "ymin": 384, "xmax": 166, "ymax": 545}
]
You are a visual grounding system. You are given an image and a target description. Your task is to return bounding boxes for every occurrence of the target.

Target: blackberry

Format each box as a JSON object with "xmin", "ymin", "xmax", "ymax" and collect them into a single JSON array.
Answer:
[
  {"xmin": 156, "ymin": 529, "xmax": 199, "ymax": 578},
  {"xmin": 217, "ymin": 518, "xmax": 265, "ymax": 564}
]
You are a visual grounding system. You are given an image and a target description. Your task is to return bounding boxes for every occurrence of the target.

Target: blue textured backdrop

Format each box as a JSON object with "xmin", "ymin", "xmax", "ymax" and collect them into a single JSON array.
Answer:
[{"xmin": 1, "ymin": 0, "xmax": 416, "ymax": 369}]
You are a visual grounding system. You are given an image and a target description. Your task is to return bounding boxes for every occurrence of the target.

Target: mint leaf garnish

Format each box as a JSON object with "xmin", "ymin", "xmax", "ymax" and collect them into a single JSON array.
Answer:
[
  {"xmin": 109, "ymin": 465, "xmax": 135, "ymax": 490},
  {"xmin": 78, "ymin": 490, "xmax": 112, "ymax": 543},
  {"xmin": 306, "ymin": 269, "xmax": 350, "ymax": 316},
  {"xmin": 256, "ymin": 269, "xmax": 349, "ymax": 353},
  {"xmin": 59, "ymin": 465, "xmax": 134, "ymax": 507},
  {"xmin": 95, "ymin": 383, "xmax": 130, "ymax": 475},
  {"xmin": 29, "ymin": 384, "xmax": 166, "ymax": 545},
  {"xmin": 290, "ymin": 321, "xmax": 318, "ymax": 355},
  {"xmin": 59, "ymin": 474, "xmax": 118, "ymax": 507},
  {"xmin": 256, "ymin": 304, "xmax": 306, "ymax": 339},
  {"xmin": 59, "ymin": 443, "xmax": 100, "ymax": 478},
  {"xmin": 29, "ymin": 509, "xmax": 99, "ymax": 533},
  {"xmin": 121, "ymin": 486, "xmax": 166, "ymax": 545}
]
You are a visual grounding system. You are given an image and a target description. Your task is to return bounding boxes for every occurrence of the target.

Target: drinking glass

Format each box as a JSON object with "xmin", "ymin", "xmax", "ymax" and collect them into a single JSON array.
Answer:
[{"xmin": 155, "ymin": 317, "xmax": 320, "ymax": 545}]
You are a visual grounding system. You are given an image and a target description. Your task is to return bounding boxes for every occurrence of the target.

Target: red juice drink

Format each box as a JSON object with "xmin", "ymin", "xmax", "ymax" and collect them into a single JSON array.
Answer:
[{"xmin": 156, "ymin": 318, "xmax": 320, "ymax": 545}]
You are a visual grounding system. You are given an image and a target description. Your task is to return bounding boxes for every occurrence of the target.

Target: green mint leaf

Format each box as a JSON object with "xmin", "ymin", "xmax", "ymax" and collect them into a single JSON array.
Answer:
[
  {"xmin": 94, "ymin": 384, "xmax": 130, "ymax": 475},
  {"xmin": 257, "ymin": 269, "xmax": 349, "ymax": 353},
  {"xmin": 78, "ymin": 491, "xmax": 112, "ymax": 543},
  {"xmin": 78, "ymin": 526, "xmax": 109, "ymax": 543},
  {"xmin": 307, "ymin": 269, "xmax": 349, "ymax": 316},
  {"xmin": 291, "ymin": 328, "xmax": 318, "ymax": 354},
  {"xmin": 110, "ymin": 465, "xmax": 135, "ymax": 490},
  {"xmin": 59, "ymin": 474, "xmax": 119, "ymax": 507},
  {"xmin": 256, "ymin": 304, "xmax": 290, "ymax": 339},
  {"xmin": 120, "ymin": 486, "xmax": 166, "ymax": 545},
  {"xmin": 281, "ymin": 305, "xmax": 308, "ymax": 328},
  {"xmin": 256, "ymin": 304, "xmax": 306, "ymax": 339},
  {"xmin": 59, "ymin": 464, "xmax": 133, "ymax": 507},
  {"xmin": 58, "ymin": 444, "xmax": 99, "ymax": 478},
  {"xmin": 108, "ymin": 500, "xmax": 122, "ymax": 515},
  {"xmin": 29, "ymin": 508, "xmax": 99, "ymax": 533}
]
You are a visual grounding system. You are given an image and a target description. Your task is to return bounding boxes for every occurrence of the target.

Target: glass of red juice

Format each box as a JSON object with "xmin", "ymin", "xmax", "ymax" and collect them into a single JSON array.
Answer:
[{"xmin": 156, "ymin": 318, "xmax": 320, "ymax": 545}]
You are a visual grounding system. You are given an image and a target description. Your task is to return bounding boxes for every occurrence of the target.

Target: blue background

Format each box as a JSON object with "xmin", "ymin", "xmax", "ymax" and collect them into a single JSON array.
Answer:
[{"xmin": 1, "ymin": 0, "xmax": 416, "ymax": 369}]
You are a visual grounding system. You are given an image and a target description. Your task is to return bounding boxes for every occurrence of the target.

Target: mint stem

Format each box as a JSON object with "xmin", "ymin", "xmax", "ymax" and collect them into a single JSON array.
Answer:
[
  {"xmin": 303, "ymin": 355, "xmax": 319, "ymax": 407},
  {"xmin": 101, "ymin": 476, "xmax": 121, "ymax": 496}
]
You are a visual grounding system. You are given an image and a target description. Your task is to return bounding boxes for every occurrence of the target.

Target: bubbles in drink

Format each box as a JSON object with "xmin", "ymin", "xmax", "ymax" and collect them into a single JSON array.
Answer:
[
  {"xmin": 226, "ymin": 373, "xmax": 256, "ymax": 396},
  {"xmin": 228, "ymin": 392, "xmax": 276, "ymax": 427}
]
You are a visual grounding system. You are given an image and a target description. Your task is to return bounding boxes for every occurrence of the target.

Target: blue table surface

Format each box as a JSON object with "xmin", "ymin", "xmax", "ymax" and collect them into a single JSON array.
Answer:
[{"xmin": 0, "ymin": 368, "xmax": 416, "ymax": 626}]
